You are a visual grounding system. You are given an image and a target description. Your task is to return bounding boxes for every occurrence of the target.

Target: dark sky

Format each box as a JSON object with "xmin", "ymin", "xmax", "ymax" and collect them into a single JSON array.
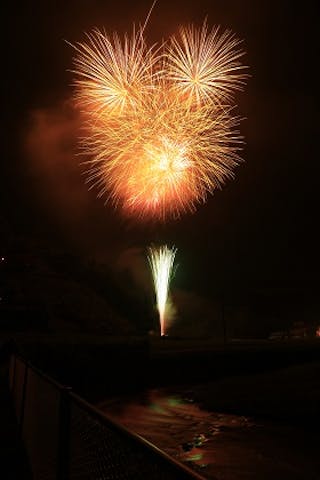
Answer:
[{"xmin": 2, "ymin": 0, "xmax": 319, "ymax": 298}]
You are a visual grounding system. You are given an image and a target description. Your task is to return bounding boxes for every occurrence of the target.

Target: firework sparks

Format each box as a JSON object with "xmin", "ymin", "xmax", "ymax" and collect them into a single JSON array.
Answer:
[
  {"xmin": 148, "ymin": 245, "xmax": 177, "ymax": 336},
  {"xmin": 70, "ymin": 20, "xmax": 248, "ymax": 220},
  {"xmin": 166, "ymin": 22, "xmax": 247, "ymax": 106}
]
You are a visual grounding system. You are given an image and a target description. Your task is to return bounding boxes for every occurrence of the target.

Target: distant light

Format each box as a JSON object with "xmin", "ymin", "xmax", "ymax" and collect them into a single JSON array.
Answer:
[{"xmin": 1, "ymin": 257, "xmax": 5, "ymax": 262}]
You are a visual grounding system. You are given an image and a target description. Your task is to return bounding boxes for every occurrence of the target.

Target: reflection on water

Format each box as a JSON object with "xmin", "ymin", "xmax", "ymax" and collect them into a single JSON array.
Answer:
[{"xmin": 98, "ymin": 389, "xmax": 319, "ymax": 480}]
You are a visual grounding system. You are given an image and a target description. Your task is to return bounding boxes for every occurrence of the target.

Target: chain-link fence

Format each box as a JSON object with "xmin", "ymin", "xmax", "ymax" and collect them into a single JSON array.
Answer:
[{"xmin": 9, "ymin": 354, "xmax": 205, "ymax": 480}]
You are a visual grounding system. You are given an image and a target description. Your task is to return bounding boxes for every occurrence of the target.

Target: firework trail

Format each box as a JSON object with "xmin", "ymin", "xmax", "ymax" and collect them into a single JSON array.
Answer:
[
  {"xmin": 148, "ymin": 245, "xmax": 177, "ymax": 336},
  {"xmin": 70, "ymin": 20, "xmax": 248, "ymax": 220}
]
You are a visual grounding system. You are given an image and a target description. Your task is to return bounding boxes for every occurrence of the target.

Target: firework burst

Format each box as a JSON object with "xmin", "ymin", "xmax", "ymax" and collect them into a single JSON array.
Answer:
[
  {"xmin": 70, "ymin": 20, "xmax": 248, "ymax": 220},
  {"xmin": 148, "ymin": 245, "xmax": 177, "ymax": 336},
  {"xmin": 166, "ymin": 22, "xmax": 247, "ymax": 106}
]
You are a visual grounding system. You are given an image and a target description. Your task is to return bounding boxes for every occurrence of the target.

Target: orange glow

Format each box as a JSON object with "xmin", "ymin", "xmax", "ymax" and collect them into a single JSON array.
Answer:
[{"xmin": 70, "ymin": 21, "xmax": 247, "ymax": 220}]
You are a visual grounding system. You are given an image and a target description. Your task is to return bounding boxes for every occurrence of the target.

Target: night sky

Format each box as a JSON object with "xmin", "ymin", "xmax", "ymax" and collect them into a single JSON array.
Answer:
[{"xmin": 2, "ymin": 0, "xmax": 319, "ymax": 304}]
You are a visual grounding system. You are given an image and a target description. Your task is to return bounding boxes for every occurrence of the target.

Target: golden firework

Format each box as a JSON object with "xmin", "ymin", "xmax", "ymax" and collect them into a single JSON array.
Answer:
[
  {"xmin": 166, "ymin": 22, "xmax": 247, "ymax": 106},
  {"xmin": 70, "ymin": 21, "xmax": 247, "ymax": 220}
]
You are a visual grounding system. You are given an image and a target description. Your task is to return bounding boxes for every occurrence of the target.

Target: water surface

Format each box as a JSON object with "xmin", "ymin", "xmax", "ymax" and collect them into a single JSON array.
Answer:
[{"xmin": 99, "ymin": 388, "xmax": 319, "ymax": 480}]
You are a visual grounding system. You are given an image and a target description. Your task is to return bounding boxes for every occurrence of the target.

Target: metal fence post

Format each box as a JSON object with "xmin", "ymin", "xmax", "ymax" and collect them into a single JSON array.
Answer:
[
  {"xmin": 57, "ymin": 386, "xmax": 72, "ymax": 480},
  {"xmin": 10, "ymin": 354, "xmax": 16, "ymax": 393},
  {"xmin": 19, "ymin": 362, "xmax": 29, "ymax": 435}
]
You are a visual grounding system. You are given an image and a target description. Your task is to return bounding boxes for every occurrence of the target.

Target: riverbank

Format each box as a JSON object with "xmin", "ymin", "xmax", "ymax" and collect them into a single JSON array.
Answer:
[
  {"xmin": 187, "ymin": 361, "xmax": 320, "ymax": 428},
  {"xmin": 2, "ymin": 334, "xmax": 320, "ymax": 404}
]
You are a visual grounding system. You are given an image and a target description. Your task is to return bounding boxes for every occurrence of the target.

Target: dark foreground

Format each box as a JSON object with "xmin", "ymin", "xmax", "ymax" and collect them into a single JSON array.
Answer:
[{"xmin": 1, "ymin": 335, "xmax": 320, "ymax": 479}]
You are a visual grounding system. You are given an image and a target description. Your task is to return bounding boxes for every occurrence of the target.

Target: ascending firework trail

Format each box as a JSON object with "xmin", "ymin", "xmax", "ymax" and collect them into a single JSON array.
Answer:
[{"xmin": 148, "ymin": 245, "xmax": 177, "ymax": 336}]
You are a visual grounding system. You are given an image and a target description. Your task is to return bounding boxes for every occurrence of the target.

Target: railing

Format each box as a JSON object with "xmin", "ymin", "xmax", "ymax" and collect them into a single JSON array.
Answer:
[{"xmin": 9, "ymin": 354, "xmax": 206, "ymax": 480}]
